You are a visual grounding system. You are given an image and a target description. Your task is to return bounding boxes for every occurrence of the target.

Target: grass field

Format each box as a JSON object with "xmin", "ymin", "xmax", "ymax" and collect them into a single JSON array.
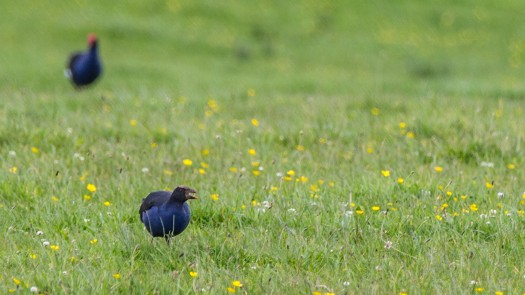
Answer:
[{"xmin": 2, "ymin": 0, "xmax": 525, "ymax": 294}]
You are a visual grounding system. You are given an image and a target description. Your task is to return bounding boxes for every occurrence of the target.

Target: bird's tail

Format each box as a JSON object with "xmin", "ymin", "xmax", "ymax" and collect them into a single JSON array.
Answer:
[{"xmin": 64, "ymin": 69, "xmax": 73, "ymax": 80}]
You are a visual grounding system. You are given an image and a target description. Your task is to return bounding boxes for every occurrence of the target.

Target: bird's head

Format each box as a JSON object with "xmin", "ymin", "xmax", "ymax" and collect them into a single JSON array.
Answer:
[
  {"xmin": 87, "ymin": 33, "xmax": 98, "ymax": 46},
  {"xmin": 171, "ymin": 186, "xmax": 198, "ymax": 202}
]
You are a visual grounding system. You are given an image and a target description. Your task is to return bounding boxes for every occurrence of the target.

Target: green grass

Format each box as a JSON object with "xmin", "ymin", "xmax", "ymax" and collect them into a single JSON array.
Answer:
[{"xmin": 2, "ymin": 0, "xmax": 525, "ymax": 294}]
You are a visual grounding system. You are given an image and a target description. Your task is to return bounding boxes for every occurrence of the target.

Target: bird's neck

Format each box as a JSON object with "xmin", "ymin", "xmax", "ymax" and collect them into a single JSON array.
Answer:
[
  {"xmin": 89, "ymin": 44, "xmax": 98, "ymax": 55},
  {"xmin": 167, "ymin": 197, "xmax": 186, "ymax": 205}
]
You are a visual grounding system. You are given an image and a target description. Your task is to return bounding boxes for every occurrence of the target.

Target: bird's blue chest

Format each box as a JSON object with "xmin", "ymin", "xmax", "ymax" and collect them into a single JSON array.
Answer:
[
  {"xmin": 141, "ymin": 202, "xmax": 191, "ymax": 237},
  {"xmin": 71, "ymin": 53, "xmax": 101, "ymax": 85}
]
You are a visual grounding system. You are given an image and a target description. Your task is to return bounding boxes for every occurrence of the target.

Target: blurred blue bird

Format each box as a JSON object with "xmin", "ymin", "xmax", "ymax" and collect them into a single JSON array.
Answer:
[
  {"xmin": 65, "ymin": 33, "xmax": 102, "ymax": 88},
  {"xmin": 139, "ymin": 186, "xmax": 197, "ymax": 244}
]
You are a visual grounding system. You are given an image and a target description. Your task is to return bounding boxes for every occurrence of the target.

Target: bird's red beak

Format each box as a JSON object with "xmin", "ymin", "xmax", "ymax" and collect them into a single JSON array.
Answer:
[
  {"xmin": 187, "ymin": 190, "xmax": 198, "ymax": 200},
  {"xmin": 87, "ymin": 33, "xmax": 97, "ymax": 45}
]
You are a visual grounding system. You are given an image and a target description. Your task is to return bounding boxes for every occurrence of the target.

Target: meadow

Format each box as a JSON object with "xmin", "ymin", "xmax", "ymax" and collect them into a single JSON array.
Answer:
[{"xmin": 1, "ymin": 0, "xmax": 525, "ymax": 294}]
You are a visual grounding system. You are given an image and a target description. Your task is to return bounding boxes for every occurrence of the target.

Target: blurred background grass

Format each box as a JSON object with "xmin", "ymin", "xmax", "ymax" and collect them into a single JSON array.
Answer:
[{"xmin": 2, "ymin": 0, "xmax": 525, "ymax": 97}]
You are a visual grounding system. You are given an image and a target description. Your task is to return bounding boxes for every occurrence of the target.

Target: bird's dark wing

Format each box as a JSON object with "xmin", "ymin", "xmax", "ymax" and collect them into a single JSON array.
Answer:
[
  {"xmin": 139, "ymin": 191, "xmax": 171, "ymax": 217},
  {"xmin": 67, "ymin": 52, "xmax": 83, "ymax": 70}
]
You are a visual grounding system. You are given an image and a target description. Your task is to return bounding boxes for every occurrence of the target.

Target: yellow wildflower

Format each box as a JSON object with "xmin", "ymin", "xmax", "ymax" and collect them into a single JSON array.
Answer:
[
  {"xmin": 79, "ymin": 172, "xmax": 88, "ymax": 182},
  {"xmin": 397, "ymin": 177, "xmax": 404, "ymax": 184},
  {"xmin": 248, "ymin": 149, "xmax": 256, "ymax": 156},
  {"xmin": 371, "ymin": 107, "xmax": 380, "ymax": 115},
  {"xmin": 251, "ymin": 118, "xmax": 259, "ymax": 127},
  {"xmin": 86, "ymin": 183, "xmax": 97, "ymax": 193},
  {"xmin": 31, "ymin": 147, "xmax": 39, "ymax": 154},
  {"xmin": 207, "ymin": 99, "xmax": 219, "ymax": 112},
  {"xmin": 381, "ymin": 170, "xmax": 390, "ymax": 177},
  {"xmin": 296, "ymin": 145, "xmax": 305, "ymax": 151},
  {"xmin": 104, "ymin": 201, "xmax": 111, "ymax": 207},
  {"xmin": 211, "ymin": 194, "xmax": 219, "ymax": 201},
  {"xmin": 182, "ymin": 159, "xmax": 193, "ymax": 166},
  {"xmin": 129, "ymin": 119, "xmax": 138, "ymax": 127},
  {"xmin": 189, "ymin": 271, "xmax": 198, "ymax": 278},
  {"xmin": 485, "ymin": 182, "xmax": 493, "ymax": 189},
  {"xmin": 470, "ymin": 204, "xmax": 478, "ymax": 212},
  {"xmin": 372, "ymin": 206, "xmax": 380, "ymax": 211},
  {"xmin": 90, "ymin": 239, "xmax": 98, "ymax": 245},
  {"xmin": 434, "ymin": 166, "xmax": 443, "ymax": 173},
  {"xmin": 8, "ymin": 166, "xmax": 17, "ymax": 174},
  {"xmin": 113, "ymin": 273, "xmax": 121, "ymax": 279},
  {"xmin": 232, "ymin": 280, "xmax": 243, "ymax": 287}
]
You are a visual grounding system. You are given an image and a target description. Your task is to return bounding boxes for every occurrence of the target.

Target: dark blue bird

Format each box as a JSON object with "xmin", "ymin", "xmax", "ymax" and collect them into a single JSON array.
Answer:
[
  {"xmin": 65, "ymin": 33, "xmax": 102, "ymax": 88},
  {"xmin": 139, "ymin": 186, "xmax": 197, "ymax": 244}
]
